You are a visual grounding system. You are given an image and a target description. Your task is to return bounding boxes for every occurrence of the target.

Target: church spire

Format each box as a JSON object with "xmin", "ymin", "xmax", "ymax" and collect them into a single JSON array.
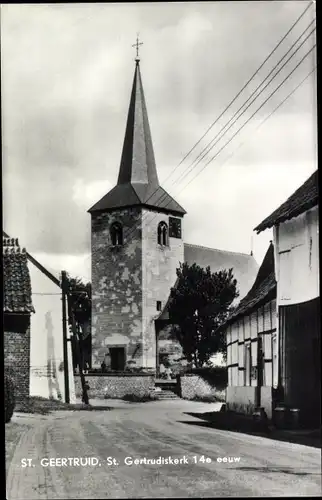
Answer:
[
  {"xmin": 88, "ymin": 44, "xmax": 186, "ymax": 216},
  {"xmin": 117, "ymin": 53, "xmax": 159, "ymax": 189}
]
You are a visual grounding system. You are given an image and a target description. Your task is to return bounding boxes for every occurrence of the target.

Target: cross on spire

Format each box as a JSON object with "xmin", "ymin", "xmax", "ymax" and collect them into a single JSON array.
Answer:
[{"xmin": 132, "ymin": 34, "xmax": 143, "ymax": 61}]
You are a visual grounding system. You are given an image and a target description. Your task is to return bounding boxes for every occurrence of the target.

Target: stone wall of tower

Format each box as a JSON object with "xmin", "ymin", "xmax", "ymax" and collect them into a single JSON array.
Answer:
[
  {"xmin": 91, "ymin": 208, "xmax": 143, "ymax": 368},
  {"xmin": 142, "ymin": 209, "xmax": 184, "ymax": 369}
]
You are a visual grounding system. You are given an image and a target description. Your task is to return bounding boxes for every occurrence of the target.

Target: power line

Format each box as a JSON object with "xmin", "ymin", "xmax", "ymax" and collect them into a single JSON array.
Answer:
[
  {"xmin": 87, "ymin": 2, "xmax": 315, "ymax": 255},
  {"xmin": 186, "ymin": 66, "xmax": 316, "ymax": 187},
  {"xmin": 122, "ymin": 42, "xmax": 315, "ymax": 246},
  {"xmin": 170, "ymin": 22, "xmax": 316, "ymax": 191},
  {"xmin": 121, "ymin": 26, "xmax": 316, "ymax": 245},
  {"xmin": 161, "ymin": 0, "xmax": 313, "ymax": 180},
  {"xmin": 178, "ymin": 44, "xmax": 316, "ymax": 194},
  {"xmin": 116, "ymin": 0, "xmax": 314, "ymax": 244}
]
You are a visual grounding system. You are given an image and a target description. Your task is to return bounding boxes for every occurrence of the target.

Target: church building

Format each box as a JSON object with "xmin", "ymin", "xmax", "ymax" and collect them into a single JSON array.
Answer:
[{"xmin": 88, "ymin": 50, "xmax": 258, "ymax": 374}]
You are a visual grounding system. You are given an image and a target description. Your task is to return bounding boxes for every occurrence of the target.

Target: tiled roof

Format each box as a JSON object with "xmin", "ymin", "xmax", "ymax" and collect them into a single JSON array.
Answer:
[
  {"xmin": 254, "ymin": 170, "xmax": 318, "ymax": 233},
  {"xmin": 184, "ymin": 243, "xmax": 259, "ymax": 300},
  {"xmin": 219, "ymin": 242, "xmax": 276, "ymax": 327},
  {"xmin": 88, "ymin": 60, "xmax": 186, "ymax": 216},
  {"xmin": 156, "ymin": 243, "xmax": 259, "ymax": 322},
  {"xmin": 3, "ymin": 231, "xmax": 61, "ymax": 288},
  {"xmin": 3, "ymin": 237, "xmax": 35, "ymax": 313}
]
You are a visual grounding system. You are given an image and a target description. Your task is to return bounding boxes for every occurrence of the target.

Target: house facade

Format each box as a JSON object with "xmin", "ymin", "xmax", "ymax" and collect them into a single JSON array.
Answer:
[
  {"xmin": 3, "ymin": 232, "xmax": 76, "ymax": 404},
  {"xmin": 255, "ymin": 170, "xmax": 319, "ymax": 426},
  {"xmin": 221, "ymin": 243, "xmax": 277, "ymax": 419}
]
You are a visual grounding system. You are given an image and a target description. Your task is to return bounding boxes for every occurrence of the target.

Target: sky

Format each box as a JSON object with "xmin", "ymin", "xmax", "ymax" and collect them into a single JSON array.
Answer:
[{"xmin": 2, "ymin": 1, "xmax": 317, "ymax": 283}]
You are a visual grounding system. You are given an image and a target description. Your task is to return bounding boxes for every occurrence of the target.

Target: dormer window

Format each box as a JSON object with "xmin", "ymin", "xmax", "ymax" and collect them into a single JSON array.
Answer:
[
  {"xmin": 110, "ymin": 222, "xmax": 123, "ymax": 246},
  {"xmin": 157, "ymin": 222, "xmax": 168, "ymax": 246}
]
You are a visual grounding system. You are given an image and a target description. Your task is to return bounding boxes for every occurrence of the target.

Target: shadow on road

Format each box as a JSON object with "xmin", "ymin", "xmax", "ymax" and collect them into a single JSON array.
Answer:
[
  {"xmin": 16, "ymin": 398, "xmax": 113, "ymax": 415},
  {"xmin": 180, "ymin": 414, "xmax": 322, "ymax": 449},
  {"xmin": 237, "ymin": 466, "xmax": 321, "ymax": 476}
]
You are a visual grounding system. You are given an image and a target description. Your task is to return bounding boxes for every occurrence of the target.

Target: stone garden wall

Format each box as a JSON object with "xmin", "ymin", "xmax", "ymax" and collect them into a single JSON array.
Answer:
[{"xmin": 75, "ymin": 373, "xmax": 155, "ymax": 399}]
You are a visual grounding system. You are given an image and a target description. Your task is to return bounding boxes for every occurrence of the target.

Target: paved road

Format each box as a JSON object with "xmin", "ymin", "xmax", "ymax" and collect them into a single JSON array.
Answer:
[{"xmin": 6, "ymin": 400, "xmax": 321, "ymax": 499}]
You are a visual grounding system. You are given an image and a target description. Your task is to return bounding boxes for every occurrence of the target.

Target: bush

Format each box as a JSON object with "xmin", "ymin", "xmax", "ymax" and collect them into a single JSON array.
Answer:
[
  {"xmin": 188, "ymin": 391, "xmax": 226, "ymax": 403},
  {"xmin": 121, "ymin": 393, "xmax": 157, "ymax": 402},
  {"xmin": 5, "ymin": 373, "xmax": 15, "ymax": 423},
  {"xmin": 189, "ymin": 394, "xmax": 220, "ymax": 403}
]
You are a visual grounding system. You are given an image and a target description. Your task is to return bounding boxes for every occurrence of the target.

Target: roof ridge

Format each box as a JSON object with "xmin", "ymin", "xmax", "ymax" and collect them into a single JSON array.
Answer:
[
  {"xmin": 3, "ymin": 237, "xmax": 20, "ymax": 247},
  {"xmin": 128, "ymin": 183, "xmax": 143, "ymax": 204},
  {"xmin": 255, "ymin": 169, "xmax": 318, "ymax": 233},
  {"xmin": 184, "ymin": 242, "xmax": 254, "ymax": 258}
]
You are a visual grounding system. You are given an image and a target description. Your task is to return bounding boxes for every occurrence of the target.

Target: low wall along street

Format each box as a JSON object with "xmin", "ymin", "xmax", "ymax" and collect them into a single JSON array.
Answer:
[{"xmin": 74, "ymin": 373, "xmax": 155, "ymax": 399}]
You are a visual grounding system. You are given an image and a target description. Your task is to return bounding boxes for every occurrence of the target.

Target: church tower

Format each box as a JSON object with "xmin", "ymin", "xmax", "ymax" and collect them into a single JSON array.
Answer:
[{"xmin": 88, "ymin": 48, "xmax": 186, "ymax": 371}]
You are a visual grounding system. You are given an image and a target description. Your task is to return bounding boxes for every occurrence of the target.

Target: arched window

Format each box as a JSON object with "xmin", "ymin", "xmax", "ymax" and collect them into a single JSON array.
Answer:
[
  {"xmin": 157, "ymin": 221, "xmax": 168, "ymax": 246},
  {"xmin": 110, "ymin": 222, "xmax": 123, "ymax": 246}
]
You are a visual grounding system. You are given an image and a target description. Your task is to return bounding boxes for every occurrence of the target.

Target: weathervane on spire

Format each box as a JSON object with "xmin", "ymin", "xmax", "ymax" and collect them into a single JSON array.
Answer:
[{"xmin": 132, "ymin": 33, "xmax": 143, "ymax": 62}]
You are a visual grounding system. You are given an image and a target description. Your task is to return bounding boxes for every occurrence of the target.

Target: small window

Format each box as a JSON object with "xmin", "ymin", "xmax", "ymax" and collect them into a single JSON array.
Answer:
[
  {"xmin": 157, "ymin": 222, "xmax": 168, "ymax": 246},
  {"xmin": 156, "ymin": 301, "xmax": 162, "ymax": 311},
  {"xmin": 110, "ymin": 222, "xmax": 123, "ymax": 246}
]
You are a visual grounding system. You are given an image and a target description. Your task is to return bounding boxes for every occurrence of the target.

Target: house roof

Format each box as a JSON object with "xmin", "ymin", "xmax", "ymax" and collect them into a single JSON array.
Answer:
[
  {"xmin": 3, "ymin": 231, "xmax": 61, "ymax": 288},
  {"xmin": 156, "ymin": 243, "xmax": 259, "ymax": 322},
  {"xmin": 218, "ymin": 242, "xmax": 276, "ymax": 328},
  {"xmin": 254, "ymin": 170, "xmax": 318, "ymax": 233},
  {"xmin": 3, "ymin": 237, "xmax": 35, "ymax": 313},
  {"xmin": 88, "ymin": 60, "xmax": 186, "ymax": 216}
]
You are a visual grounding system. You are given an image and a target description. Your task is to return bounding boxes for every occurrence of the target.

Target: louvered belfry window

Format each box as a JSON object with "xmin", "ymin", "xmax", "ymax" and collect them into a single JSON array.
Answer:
[
  {"xmin": 169, "ymin": 217, "xmax": 182, "ymax": 238},
  {"xmin": 110, "ymin": 222, "xmax": 123, "ymax": 246}
]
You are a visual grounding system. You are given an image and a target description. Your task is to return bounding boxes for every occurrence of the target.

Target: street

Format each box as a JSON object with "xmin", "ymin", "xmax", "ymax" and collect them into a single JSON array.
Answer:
[{"xmin": 6, "ymin": 400, "xmax": 321, "ymax": 499}]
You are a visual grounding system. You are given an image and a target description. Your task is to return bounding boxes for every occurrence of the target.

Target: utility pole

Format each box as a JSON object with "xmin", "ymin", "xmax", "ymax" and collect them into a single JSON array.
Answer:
[
  {"xmin": 61, "ymin": 271, "xmax": 70, "ymax": 403},
  {"xmin": 70, "ymin": 308, "xmax": 89, "ymax": 405}
]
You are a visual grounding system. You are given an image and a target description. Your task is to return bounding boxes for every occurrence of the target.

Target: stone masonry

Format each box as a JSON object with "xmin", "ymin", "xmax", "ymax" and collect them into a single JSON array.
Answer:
[
  {"xmin": 91, "ymin": 207, "xmax": 184, "ymax": 371},
  {"xmin": 91, "ymin": 207, "xmax": 143, "ymax": 368},
  {"xmin": 74, "ymin": 374, "xmax": 154, "ymax": 399},
  {"xmin": 142, "ymin": 209, "xmax": 184, "ymax": 368}
]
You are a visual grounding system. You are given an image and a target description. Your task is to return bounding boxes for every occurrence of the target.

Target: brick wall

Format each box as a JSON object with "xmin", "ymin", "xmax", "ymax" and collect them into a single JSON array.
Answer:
[
  {"xmin": 91, "ymin": 208, "xmax": 143, "ymax": 368},
  {"xmin": 180, "ymin": 375, "xmax": 217, "ymax": 399},
  {"xmin": 4, "ymin": 314, "xmax": 31, "ymax": 407},
  {"xmin": 74, "ymin": 374, "xmax": 155, "ymax": 399}
]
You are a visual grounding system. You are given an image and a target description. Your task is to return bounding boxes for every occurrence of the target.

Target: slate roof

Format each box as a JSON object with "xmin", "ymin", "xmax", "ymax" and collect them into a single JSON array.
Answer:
[
  {"xmin": 3, "ymin": 237, "xmax": 35, "ymax": 313},
  {"xmin": 184, "ymin": 243, "xmax": 259, "ymax": 300},
  {"xmin": 156, "ymin": 243, "xmax": 259, "ymax": 322},
  {"xmin": 88, "ymin": 182, "xmax": 186, "ymax": 215},
  {"xmin": 217, "ymin": 242, "xmax": 276, "ymax": 328},
  {"xmin": 89, "ymin": 60, "xmax": 186, "ymax": 216},
  {"xmin": 254, "ymin": 170, "xmax": 318, "ymax": 233}
]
